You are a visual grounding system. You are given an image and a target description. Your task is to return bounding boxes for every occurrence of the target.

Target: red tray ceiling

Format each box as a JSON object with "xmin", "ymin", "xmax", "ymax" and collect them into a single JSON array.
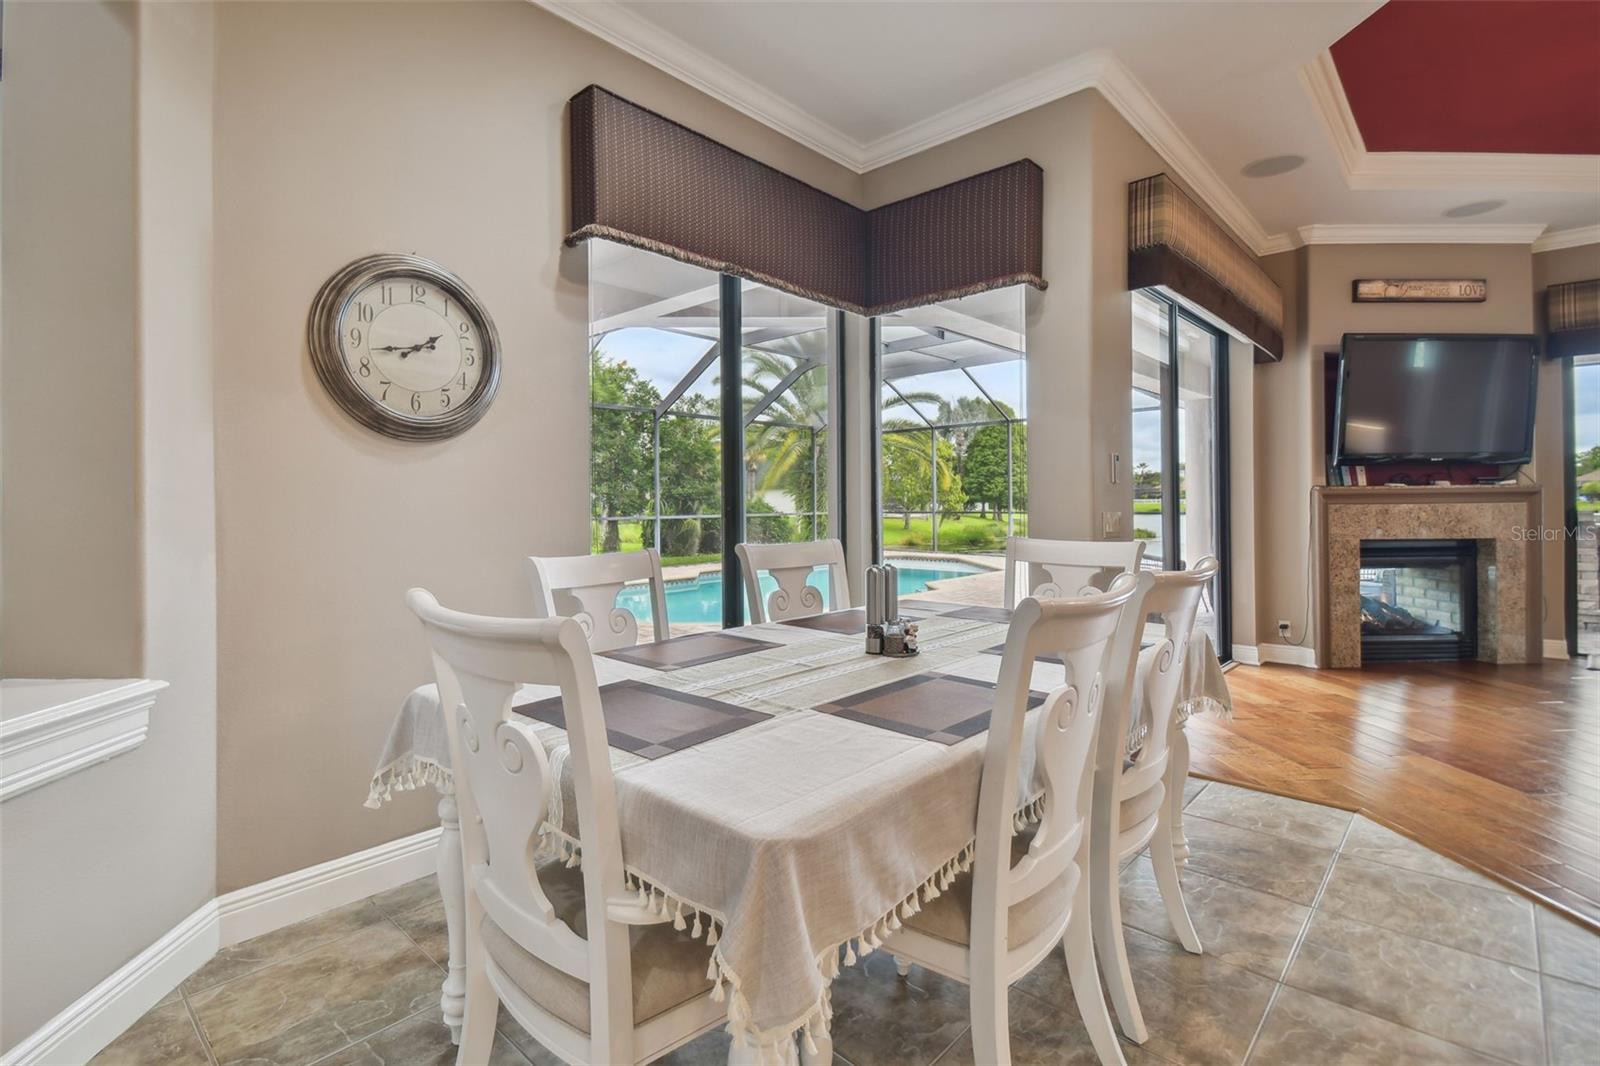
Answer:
[{"xmin": 1330, "ymin": 0, "xmax": 1600, "ymax": 155}]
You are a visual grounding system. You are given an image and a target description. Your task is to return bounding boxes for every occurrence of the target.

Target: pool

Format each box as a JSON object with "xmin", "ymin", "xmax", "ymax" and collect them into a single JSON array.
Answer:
[{"xmin": 616, "ymin": 562, "xmax": 986, "ymax": 626}]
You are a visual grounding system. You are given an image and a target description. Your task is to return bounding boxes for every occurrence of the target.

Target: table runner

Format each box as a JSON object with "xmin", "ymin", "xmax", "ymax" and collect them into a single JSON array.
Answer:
[{"xmin": 367, "ymin": 611, "xmax": 1230, "ymax": 1058}]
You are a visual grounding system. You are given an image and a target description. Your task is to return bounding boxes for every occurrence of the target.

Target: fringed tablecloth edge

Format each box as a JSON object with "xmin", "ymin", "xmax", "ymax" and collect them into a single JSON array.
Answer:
[
  {"xmin": 535, "ymin": 794, "xmax": 1047, "ymax": 1065},
  {"xmin": 365, "ymin": 753, "xmax": 453, "ymax": 809}
]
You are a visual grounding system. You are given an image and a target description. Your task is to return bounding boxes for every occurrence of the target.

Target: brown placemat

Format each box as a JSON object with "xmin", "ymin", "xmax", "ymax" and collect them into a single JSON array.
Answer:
[
  {"xmin": 600, "ymin": 631, "xmax": 782, "ymax": 671},
  {"xmin": 781, "ymin": 608, "xmax": 867, "ymax": 635},
  {"xmin": 813, "ymin": 673, "xmax": 1043, "ymax": 745},
  {"xmin": 515, "ymin": 680, "xmax": 770, "ymax": 759}
]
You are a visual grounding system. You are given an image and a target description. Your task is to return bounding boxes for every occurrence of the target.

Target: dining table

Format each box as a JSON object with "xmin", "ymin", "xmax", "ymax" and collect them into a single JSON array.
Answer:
[{"xmin": 366, "ymin": 599, "xmax": 1231, "ymax": 1063}]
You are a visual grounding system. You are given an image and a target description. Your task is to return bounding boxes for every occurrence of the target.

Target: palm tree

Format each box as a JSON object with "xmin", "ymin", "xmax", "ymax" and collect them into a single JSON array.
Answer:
[{"xmin": 743, "ymin": 351, "xmax": 828, "ymax": 537}]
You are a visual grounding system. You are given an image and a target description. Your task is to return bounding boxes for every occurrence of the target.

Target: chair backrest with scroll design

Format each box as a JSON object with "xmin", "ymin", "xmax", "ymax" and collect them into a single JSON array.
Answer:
[
  {"xmin": 734, "ymin": 538, "xmax": 849, "ymax": 623},
  {"xmin": 1113, "ymin": 557, "xmax": 1218, "ymax": 829},
  {"xmin": 970, "ymin": 574, "xmax": 1139, "ymax": 963},
  {"xmin": 527, "ymin": 549, "xmax": 671, "ymax": 652},
  {"xmin": 405, "ymin": 589, "xmax": 637, "ymax": 1055},
  {"xmin": 1003, "ymin": 537, "xmax": 1146, "ymax": 610}
]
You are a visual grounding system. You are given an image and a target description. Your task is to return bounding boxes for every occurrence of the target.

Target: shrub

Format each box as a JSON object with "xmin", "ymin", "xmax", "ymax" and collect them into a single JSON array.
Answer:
[
  {"xmin": 662, "ymin": 517, "xmax": 702, "ymax": 557},
  {"xmin": 746, "ymin": 498, "xmax": 797, "ymax": 544}
]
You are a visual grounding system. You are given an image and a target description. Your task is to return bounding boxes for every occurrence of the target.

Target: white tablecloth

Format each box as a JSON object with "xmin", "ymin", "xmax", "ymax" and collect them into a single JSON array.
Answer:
[{"xmin": 367, "ymin": 611, "xmax": 1230, "ymax": 1057}]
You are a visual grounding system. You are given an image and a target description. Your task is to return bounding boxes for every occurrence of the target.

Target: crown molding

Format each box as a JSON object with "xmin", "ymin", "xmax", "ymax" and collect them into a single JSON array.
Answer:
[
  {"xmin": 1295, "ymin": 223, "xmax": 1549, "ymax": 246},
  {"xmin": 532, "ymin": 0, "xmax": 868, "ymax": 171},
  {"xmin": 1532, "ymin": 224, "xmax": 1600, "ymax": 253},
  {"xmin": 855, "ymin": 50, "xmax": 1105, "ymax": 170},
  {"xmin": 1301, "ymin": 51, "xmax": 1600, "ymax": 193},
  {"xmin": 1091, "ymin": 55, "xmax": 1276, "ymax": 256}
]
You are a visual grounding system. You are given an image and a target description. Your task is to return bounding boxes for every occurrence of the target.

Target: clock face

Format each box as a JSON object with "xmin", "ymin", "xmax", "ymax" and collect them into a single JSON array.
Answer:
[
  {"xmin": 308, "ymin": 254, "xmax": 500, "ymax": 441},
  {"xmin": 337, "ymin": 279, "xmax": 484, "ymax": 420}
]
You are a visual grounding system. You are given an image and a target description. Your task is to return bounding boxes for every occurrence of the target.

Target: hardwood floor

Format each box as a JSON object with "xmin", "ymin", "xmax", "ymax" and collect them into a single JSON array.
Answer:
[{"xmin": 1191, "ymin": 658, "xmax": 1600, "ymax": 930}]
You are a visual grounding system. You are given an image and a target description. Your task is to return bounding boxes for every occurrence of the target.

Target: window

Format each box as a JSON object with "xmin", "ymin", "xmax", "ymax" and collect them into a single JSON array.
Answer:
[
  {"xmin": 872, "ymin": 286, "xmax": 1027, "ymax": 607},
  {"xmin": 1131, "ymin": 290, "xmax": 1230, "ymax": 655},
  {"xmin": 588, "ymin": 243, "xmax": 839, "ymax": 630}
]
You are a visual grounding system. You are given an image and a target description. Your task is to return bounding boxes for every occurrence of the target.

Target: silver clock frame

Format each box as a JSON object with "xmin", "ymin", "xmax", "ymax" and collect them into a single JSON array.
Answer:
[{"xmin": 308, "ymin": 253, "xmax": 502, "ymax": 442}]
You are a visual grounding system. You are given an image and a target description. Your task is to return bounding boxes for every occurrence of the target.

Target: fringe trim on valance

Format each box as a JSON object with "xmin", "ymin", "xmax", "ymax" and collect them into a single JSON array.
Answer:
[
  {"xmin": 365, "ymin": 754, "xmax": 453, "ymax": 809},
  {"xmin": 565, "ymin": 226, "xmax": 1046, "ymax": 320},
  {"xmin": 534, "ymin": 797, "xmax": 1047, "ymax": 1064}
]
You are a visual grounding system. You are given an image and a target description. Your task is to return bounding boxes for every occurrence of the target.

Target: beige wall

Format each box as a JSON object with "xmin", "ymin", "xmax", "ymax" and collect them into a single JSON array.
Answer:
[
  {"xmin": 0, "ymin": 2, "xmax": 219, "ymax": 1050},
  {"xmin": 1534, "ymin": 243, "xmax": 1600, "ymax": 650},
  {"xmin": 1, "ymin": 0, "xmax": 142, "ymax": 676},
  {"xmin": 1254, "ymin": 244, "xmax": 1540, "ymax": 660},
  {"xmin": 209, "ymin": 1, "xmax": 864, "ymax": 891}
]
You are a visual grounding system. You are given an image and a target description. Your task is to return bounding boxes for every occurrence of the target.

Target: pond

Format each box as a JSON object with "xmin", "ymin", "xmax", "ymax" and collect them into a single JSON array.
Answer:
[{"xmin": 616, "ymin": 562, "xmax": 986, "ymax": 626}]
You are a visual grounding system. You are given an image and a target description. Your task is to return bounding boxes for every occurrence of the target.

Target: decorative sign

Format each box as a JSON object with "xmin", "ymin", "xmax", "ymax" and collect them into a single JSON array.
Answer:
[{"xmin": 1352, "ymin": 279, "xmax": 1487, "ymax": 303}]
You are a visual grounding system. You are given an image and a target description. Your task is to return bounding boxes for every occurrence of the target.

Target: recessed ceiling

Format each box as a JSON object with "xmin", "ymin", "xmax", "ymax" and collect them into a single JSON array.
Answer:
[
  {"xmin": 1331, "ymin": 0, "xmax": 1600, "ymax": 156},
  {"xmin": 538, "ymin": 0, "xmax": 1600, "ymax": 252}
]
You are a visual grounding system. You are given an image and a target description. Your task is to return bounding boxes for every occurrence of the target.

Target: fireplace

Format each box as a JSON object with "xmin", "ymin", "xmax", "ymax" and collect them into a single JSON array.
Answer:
[{"xmin": 1359, "ymin": 540, "xmax": 1479, "ymax": 663}]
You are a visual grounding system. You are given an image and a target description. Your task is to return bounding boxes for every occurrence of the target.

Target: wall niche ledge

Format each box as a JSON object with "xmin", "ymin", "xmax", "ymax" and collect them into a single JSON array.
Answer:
[{"xmin": 1, "ymin": 679, "xmax": 168, "ymax": 802}]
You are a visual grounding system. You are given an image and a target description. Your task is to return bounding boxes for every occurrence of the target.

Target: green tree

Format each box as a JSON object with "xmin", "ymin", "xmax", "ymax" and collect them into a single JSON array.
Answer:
[
  {"xmin": 963, "ymin": 422, "xmax": 1027, "ymax": 517},
  {"xmin": 589, "ymin": 350, "xmax": 658, "ymax": 552},
  {"xmin": 881, "ymin": 428, "xmax": 962, "ymax": 527},
  {"xmin": 1577, "ymin": 444, "xmax": 1600, "ymax": 475},
  {"xmin": 743, "ymin": 353, "xmax": 827, "ymax": 538},
  {"xmin": 656, "ymin": 395, "xmax": 720, "ymax": 554}
]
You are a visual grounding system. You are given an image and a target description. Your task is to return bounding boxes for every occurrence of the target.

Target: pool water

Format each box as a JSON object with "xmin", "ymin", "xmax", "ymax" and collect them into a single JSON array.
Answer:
[{"xmin": 616, "ymin": 563, "xmax": 984, "ymax": 626}]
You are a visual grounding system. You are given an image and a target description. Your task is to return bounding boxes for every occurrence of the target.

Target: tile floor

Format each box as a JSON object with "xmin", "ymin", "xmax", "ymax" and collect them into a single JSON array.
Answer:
[{"xmin": 92, "ymin": 781, "xmax": 1600, "ymax": 1066}]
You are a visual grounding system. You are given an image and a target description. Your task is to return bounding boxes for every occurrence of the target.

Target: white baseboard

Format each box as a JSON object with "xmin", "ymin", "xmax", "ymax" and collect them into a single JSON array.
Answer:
[
  {"xmin": 1543, "ymin": 639, "xmax": 1572, "ymax": 660},
  {"xmin": 1231, "ymin": 644, "xmax": 1261, "ymax": 666},
  {"xmin": 0, "ymin": 902, "xmax": 219, "ymax": 1066},
  {"xmin": 218, "ymin": 826, "xmax": 440, "ymax": 946},
  {"xmin": 2, "ymin": 826, "xmax": 441, "ymax": 1065},
  {"xmin": 1256, "ymin": 643, "xmax": 1318, "ymax": 668}
]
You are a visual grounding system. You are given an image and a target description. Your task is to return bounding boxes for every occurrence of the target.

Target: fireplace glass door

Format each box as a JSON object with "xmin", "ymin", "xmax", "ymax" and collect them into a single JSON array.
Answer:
[{"xmin": 1359, "ymin": 540, "xmax": 1479, "ymax": 663}]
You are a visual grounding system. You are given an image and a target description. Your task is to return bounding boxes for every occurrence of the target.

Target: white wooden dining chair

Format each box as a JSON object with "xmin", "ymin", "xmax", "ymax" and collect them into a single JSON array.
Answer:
[
  {"xmin": 527, "ymin": 549, "xmax": 671, "ymax": 652},
  {"xmin": 734, "ymin": 538, "xmax": 850, "ymax": 623},
  {"xmin": 1087, "ymin": 556, "xmax": 1219, "ymax": 1045},
  {"xmin": 406, "ymin": 590, "xmax": 726, "ymax": 1066},
  {"xmin": 881, "ymin": 575, "xmax": 1142, "ymax": 1066},
  {"xmin": 1002, "ymin": 537, "xmax": 1147, "ymax": 609}
]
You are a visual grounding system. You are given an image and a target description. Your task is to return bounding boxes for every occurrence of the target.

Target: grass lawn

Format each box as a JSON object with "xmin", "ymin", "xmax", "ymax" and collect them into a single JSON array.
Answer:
[
  {"xmin": 881, "ymin": 513, "xmax": 1025, "ymax": 552},
  {"xmin": 1133, "ymin": 499, "xmax": 1187, "ymax": 515},
  {"xmin": 594, "ymin": 521, "xmax": 719, "ymax": 568}
]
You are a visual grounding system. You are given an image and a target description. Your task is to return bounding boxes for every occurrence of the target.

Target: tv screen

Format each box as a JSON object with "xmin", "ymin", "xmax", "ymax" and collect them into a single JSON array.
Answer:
[{"xmin": 1333, "ymin": 334, "xmax": 1538, "ymax": 465}]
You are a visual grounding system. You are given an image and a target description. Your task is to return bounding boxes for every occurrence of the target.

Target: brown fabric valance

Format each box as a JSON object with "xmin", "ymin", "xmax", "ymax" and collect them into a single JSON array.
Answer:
[
  {"xmin": 566, "ymin": 86, "xmax": 1045, "ymax": 316},
  {"xmin": 1545, "ymin": 278, "xmax": 1600, "ymax": 359},
  {"xmin": 1128, "ymin": 174, "xmax": 1284, "ymax": 361}
]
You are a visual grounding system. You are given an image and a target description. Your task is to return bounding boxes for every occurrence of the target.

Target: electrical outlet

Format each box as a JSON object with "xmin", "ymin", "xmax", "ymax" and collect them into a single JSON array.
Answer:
[
  {"xmin": 1277, "ymin": 620, "xmax": 1292, "ymax": 637},
  {"xmin": 1102, "ymin": 511, "xmax": 1121, "ymax": 536}
]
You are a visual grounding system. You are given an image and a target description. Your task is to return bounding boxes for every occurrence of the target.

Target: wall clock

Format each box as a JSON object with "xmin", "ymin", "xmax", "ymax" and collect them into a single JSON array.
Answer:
[{"xmin": 308, "ymin": 253, "xmax": 501, "ymax": 441}]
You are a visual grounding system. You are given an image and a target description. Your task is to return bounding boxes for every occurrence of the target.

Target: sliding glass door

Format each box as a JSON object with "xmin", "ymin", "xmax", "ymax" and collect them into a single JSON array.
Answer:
[
  {"xmin": 588, "ymin": 242, "xmax": 839, "ymax": 631},
  {"xmin": 1569, "ymin": 352, "xmax": 1599, "ymax": 659},
  {"xmin": 1132, "ymin": 290, "xmax": 1230, "ymax": 657}
]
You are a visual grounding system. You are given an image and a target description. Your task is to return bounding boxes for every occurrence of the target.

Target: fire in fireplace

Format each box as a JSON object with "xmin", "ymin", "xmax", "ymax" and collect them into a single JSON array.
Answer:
[{"xmin": 1359, "ymin": 540, "xmax": 1479, "ymax": 663}]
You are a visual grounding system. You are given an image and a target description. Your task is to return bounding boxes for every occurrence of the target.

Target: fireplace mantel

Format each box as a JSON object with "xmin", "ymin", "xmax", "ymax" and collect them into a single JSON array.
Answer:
[{"xmin": 1312, "ymin": 485, "xmax": 1542, "ymax": 668}]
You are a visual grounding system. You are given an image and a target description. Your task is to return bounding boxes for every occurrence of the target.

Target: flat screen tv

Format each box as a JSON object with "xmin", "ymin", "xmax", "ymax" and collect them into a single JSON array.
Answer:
[{"xmin": 1332, "ymin": 333, "xmax": 1538, "ymax": 465}]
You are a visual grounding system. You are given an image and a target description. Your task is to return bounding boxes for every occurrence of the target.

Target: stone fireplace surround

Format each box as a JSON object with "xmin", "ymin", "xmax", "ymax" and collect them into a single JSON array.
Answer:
[{"xmin": 1312, "ymin": 485, "xmax": 1542, "ymax": 669}]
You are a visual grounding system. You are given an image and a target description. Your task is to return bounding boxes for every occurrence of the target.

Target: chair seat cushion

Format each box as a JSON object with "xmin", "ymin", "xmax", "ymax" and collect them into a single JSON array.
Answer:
[
  {"xmin": 901, "ymin": 827, "xmax": 1074, "ymax": 949},
  {"xmin": 479, "ymin": 860, "xmax": 714, "ymax": 1035}
]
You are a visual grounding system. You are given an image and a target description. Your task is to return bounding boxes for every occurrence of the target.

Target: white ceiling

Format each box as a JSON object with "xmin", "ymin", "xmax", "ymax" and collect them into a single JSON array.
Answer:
[{"xmin": 537, "ymin": 0, "xmax": 1600, "ymax": 255}]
